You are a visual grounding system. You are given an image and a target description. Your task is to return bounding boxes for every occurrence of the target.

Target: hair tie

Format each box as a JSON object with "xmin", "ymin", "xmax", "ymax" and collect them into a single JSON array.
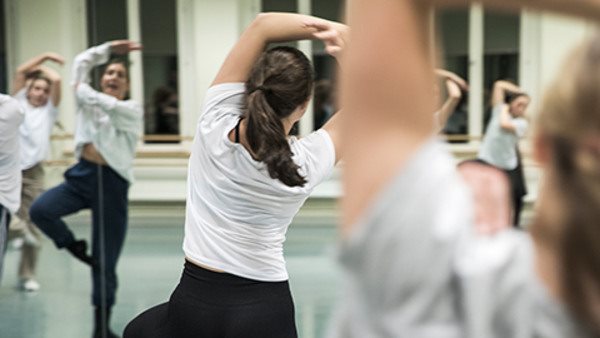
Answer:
[{"xmin": 254, "ymin": 85, "xmax": 269, "ymax": 93}]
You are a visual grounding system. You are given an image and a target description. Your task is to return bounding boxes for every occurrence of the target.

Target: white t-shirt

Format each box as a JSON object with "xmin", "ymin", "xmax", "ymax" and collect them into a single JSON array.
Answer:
[
  {"xmin": 328, "ymin": 140, "xmax": 586, "ymax": 338},
  {"xmin": 183, "ymin": 83, "xmax": 336, "ymax": 282},
  {"xmin": 15, "ymin": 88, "xmax": 58, "ymax": 170},
  {"xmin": 0, "ymin": 94, "xmax": 24, "ymax": 213},
  {"xmin": 478, "ymin": 104, "xmax": 528, "ymax": 170}
]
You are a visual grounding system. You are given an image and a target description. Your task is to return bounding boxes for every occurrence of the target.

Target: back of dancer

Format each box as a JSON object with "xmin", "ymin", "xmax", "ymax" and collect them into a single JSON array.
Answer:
[{"xmin": 124, "ymin": 12, "xmax": 347, "ymax": 338}]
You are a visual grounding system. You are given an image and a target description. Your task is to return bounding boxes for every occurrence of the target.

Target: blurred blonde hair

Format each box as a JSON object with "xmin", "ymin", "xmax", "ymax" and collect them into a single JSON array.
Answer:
[{"xmin": 534, "ymin": 33, "xmax": 600, "ymax": 334}]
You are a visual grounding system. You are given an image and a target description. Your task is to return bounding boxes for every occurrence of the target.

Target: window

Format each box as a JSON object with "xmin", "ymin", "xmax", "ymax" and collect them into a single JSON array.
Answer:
[
  {"xmin": 483, "ymin": 11, "xmax": 520, "ymax": 129},
  {"xmin": 140, "ymin": 0, "xmax": 179, "ymax": 143},
  {"xmin": 311, "ymin": 0, "xmax": 342, "ymax": 130},
  {"xmin": 437, "ymin": 9, "xmax": 470, "ymax": 140},
  {"xmin": 86, "ymin": 0, "xmax": 180, "ymax": 144},
  {"xmin": 86, "ymin": 0, "xmax": 128, "ymax": 45},
  {"xmin": 85, "ymin": 0, "xmax": 128, "ymax": 90},
  {"xmin": 436, "ymin": 7, "xmax": 522, "ymax": 142}
]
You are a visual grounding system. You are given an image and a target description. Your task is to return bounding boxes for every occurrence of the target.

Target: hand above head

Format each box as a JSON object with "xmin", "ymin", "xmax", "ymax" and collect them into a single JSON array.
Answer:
[
  {"xmin": 38, "ymin": 65, "xmax": 62, "ymax": 82},
  {"xmin": 445, "ymin": 79, "xmax": 462, "ymax": 100},
  {"xmin": 43, "ymin": 52, "xmax": 65, "ymax": 66},
  {"xmin": 304, "ymin": 20, "xmax": 350, "ymax": 60},
  {"xmin": 110, "ymin": 40, "xmax": 143, "ymax": 55},
  {"xmin": 435, "ymin": 69, "xmax": 469, "ymax": 91}
]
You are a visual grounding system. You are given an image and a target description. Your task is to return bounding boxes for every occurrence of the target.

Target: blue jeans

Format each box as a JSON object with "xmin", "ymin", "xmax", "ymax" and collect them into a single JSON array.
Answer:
[{"xmin": 30, "ymin": 159, "xmax": 129, "ymax": 307}]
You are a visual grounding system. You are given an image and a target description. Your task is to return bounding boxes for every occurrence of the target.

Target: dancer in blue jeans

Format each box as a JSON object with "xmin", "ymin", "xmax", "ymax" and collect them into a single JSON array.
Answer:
[{"xmin": 30, "ymin": 40, "xmax": 142, "ymax": 338}]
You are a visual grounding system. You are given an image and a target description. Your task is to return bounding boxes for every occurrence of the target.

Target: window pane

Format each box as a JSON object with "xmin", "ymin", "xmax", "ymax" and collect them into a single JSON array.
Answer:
[
  {"xmin": 483, "ymin": 11, "xmax": 520, "ymax": 130},
  {"xmin": 140, "ymin": 0, "xmax": 179, "ymax": 143},
  {"xmin": 86, "ymin": 0, "xmax": 128, "ymax": 91},
  {"xmin": 86, "ymin": 0, "xmax": 128, "ymax": 45},
  {"xmin": 437, "ymin": 9, "xmax": 470, "ymax": 140},
  {"xmin": 262, "ymin": 0, "xmax": 296, "ymax": 13},
  {"xmin": 262, "ymin": 0, "xmax": 298, "ymax": 51},
  {"xmin": 311, "ymin": 0, "xmax": 342, "ymax": 130}
]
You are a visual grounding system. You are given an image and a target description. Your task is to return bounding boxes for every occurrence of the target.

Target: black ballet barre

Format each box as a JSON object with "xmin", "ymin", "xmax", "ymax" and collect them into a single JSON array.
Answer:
[{"xmin": 50, "ymin": 134, "xmax": 194, "ymax": 142}]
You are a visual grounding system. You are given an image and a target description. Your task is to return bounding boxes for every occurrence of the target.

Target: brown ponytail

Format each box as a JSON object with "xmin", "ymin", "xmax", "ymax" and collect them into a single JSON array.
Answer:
[
  {"xmin": 244, "ymin": 47, "xmax": 314, "ymax": 187},
  {"xmin": 534, "ymin": 35, "xmax": 600, "ymax": 335}
]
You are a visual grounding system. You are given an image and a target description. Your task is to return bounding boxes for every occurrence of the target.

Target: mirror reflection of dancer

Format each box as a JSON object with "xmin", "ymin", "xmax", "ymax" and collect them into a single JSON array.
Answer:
[
  {"xmin": 479, "ymin": 80, "xmax": 530, "ymax": 227},
  {"xmin": 434, "ymin": 69, "xmax": 468, "ymax": 133},
  {"xmin": 0, "ymin": 95, "xmax": 24, "ymax": 284},
  {"xmin": 329, "ymin": 0, "xmax": 600, "ymax": 337},
  {"xmin": 124, "ymin": 13, "xmax": 347, "ymax": 338},
  {"xmin": 9, "ymin": 52, "xmax": 64, "ymax": 292},
  {"xmin": 30, "ymin": 40, "xmax": 142, "ymax": 338}
]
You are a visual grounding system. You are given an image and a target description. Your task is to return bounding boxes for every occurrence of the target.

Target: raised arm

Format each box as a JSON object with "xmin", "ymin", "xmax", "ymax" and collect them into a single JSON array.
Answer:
[
  {"xmin": 11, "ymin": 52, "xmax": 64, "ymax": 95},
  {"xmin": 38, "ymin": 65, "xmax": 62, "ymax": 106},
  {"xmin": 72, "ymin": 40, "xmax": 141, "ymax": 89},
  {"xmin": 491, "ymin": 80, "xmax": 522, "ymax": 107},
  {"xmin": 305, "ymin": 20, "xmax": 350, "ymax": 165},
  {"xmin": 435, "ymin": 69, "xmax": 468, "ymax": 131},
  {"xmin": 341, "ymin": 1, "xmax": 435, "ymax": 228},
  {"xmin": 498, "ymin": 104, "xmax": 520, "ymax": 134},
  {"xmin": 212, "ymin": 12, "xmax": 346, "ymax": 86}
]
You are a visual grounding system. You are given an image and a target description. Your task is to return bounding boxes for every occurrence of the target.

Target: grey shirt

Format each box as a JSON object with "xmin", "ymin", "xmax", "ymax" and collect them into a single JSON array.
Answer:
[
  {"xmin": 328, "ymin": 140, "xmax": 587, "ymax": 338},
  {"xmin": 0, "ymin": 94, "xmax": 24, "ymax": 213},
  {"xmin": 478, "ymin": 104, "xmax": 528, "ymax": 170}
]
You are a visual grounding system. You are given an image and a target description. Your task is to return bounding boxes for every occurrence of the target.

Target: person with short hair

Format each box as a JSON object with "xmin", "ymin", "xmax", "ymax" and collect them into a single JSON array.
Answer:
[
  {"xmin": 9, "ymin": 52, "xmax": 64, "ymax": 292},
  {"xmin": 0, "ymin": 94, "xmax": 24, "ymax": 284}
]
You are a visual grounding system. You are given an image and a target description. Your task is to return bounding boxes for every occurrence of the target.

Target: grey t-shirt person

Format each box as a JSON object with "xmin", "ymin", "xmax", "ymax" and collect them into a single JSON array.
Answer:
[
  {"xmin": 328, "ymin": 140, "xmax": 588, "ymax": 338},
  {"xmin": 479, "ymin": 104, "xmax": 528, "ymax": 170}
]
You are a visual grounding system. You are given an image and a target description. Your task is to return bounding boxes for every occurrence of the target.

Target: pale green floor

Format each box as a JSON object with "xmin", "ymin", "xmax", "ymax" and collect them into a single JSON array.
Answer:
[
  {"xmin": 0, "ymin": 201, "xmax": 534, "ymax": 338},
  {"xmin": 0, "ymin": 201, "xmax": 342, "ymax": 338}
]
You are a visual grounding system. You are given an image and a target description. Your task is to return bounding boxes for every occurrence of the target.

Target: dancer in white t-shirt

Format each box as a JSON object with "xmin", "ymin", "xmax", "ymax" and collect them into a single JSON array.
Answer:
[
  {"xmin": 479, "ymin": 80, "xmax": 530, "ymax": 226},
  {"xmin": 329, "ymin": 1, "xmax": 600, "ymax": 337},
  {"xmin": 9, "ymin": 52, "xmax": 64, "ymax": 292},
  {"xmin": 125, "ymin": 12, "xmax": 348, "ymax": 338}
]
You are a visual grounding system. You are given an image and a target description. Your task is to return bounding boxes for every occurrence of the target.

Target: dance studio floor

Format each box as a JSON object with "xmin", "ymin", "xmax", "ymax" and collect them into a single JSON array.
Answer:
[{"xmin": 0, "ymin": 199, "xmax": 342, "ymax": 338}]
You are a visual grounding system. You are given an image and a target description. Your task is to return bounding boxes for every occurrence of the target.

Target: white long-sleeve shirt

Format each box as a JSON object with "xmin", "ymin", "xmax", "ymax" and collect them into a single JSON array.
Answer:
[
  {"xmin": 72, "ymin": 42, "xmax": 142, "ymax": 183},
  {"xmin": 0, "ymin": 94, "xmax": 24, "ymax": 213}
]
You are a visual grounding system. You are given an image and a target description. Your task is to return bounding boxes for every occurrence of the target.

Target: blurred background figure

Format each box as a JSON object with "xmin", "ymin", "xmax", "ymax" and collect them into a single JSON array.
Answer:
[
  {"xmin": 313, "ymin": 79, "xmax": 336, "ymax": 130},
  {"xmin": 145, "ymin": 86, "xmax": 179, "ymax": 143},
  {"xmin": 0, "ymin": 94, "xmax": 24, "ymax": 285},
  {"xmin": 8, "ymin": 52, "xmax": 64, "ymax": 292},
  {"xmin": 478, "ymin": 80, "xmax": 530, "ymax": 227}
]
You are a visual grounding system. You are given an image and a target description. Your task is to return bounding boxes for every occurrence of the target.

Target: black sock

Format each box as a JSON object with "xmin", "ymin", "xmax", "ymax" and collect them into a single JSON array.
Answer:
[
  {"xmin": 66, "ymin": 240, "xmax": 95, "ymax": 267},
  {"xmin": 93, "ymin": 306, "xmax": 119, "ymax": 338}
]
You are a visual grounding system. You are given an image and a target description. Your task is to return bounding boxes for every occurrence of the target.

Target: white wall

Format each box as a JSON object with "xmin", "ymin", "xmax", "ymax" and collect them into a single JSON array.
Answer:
[
  {"xmin": 539, "ymin": 14, "xmax": 594, "ymax": 92},
  {"xmin": 6, "ymin": 0, "xmax": 86, "ymax": 132}
]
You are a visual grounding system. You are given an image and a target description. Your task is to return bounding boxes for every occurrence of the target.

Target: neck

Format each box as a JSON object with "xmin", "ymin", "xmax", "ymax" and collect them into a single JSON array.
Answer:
[
  {"xmin": 282, "ymin": 118, "xmax": 296, "ymax": 135},
  {"xmin": 231, "ymin": 118, "xmax": 292, "ymax": 159}
]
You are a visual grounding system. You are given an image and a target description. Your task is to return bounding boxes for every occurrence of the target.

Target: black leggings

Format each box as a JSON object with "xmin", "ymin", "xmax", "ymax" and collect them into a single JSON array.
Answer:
[{"xmin": 124, "ymin": 261, "xmax": 298, "ymax": 338}]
